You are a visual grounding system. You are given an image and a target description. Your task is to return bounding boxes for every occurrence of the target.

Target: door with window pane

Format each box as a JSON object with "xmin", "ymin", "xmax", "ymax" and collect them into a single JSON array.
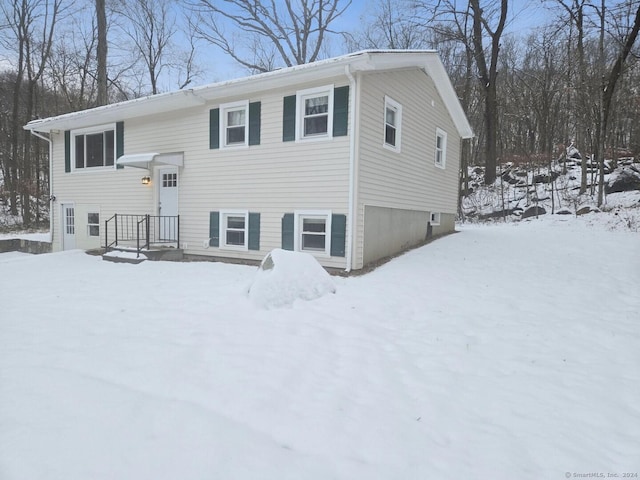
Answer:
[
  {"xmin": 61, "ymin": 204, "xmax": 76, "ymax": 250},
  {"xmin": 158, "ymin": 167, "xmax": 178, "ymax": 241}
]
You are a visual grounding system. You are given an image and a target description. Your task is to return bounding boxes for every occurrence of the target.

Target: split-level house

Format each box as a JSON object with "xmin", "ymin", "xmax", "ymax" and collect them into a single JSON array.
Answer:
[{"xmin": 25, "ymin": 50, "xmax": 473, "ymax": 271}]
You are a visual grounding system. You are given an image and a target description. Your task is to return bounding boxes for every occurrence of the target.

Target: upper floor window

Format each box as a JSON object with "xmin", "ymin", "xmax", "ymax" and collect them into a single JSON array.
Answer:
[
  {"xmin": 384, "ymin": 96, "xmax": 402, "ymax": 152},
  {"xmin": 435, "ymin": 128, "xmax": 447, "ymax": 169},
  {"xmin": 72, "ymin": 124, "xmax": 115, "ymax": 169},
  {"xmin": 220, "ymin": 101, "xmax": 249, "ymax": 148},
  {"xmin": 296, "ymin": 85, "xmax": 334, "ymax": 141}
]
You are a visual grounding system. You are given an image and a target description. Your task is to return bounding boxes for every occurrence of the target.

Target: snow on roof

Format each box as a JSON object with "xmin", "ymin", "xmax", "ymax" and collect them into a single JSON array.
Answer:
[{"xmin": 24, "ymin": 50, "xmax": 473, "ymax": 138}]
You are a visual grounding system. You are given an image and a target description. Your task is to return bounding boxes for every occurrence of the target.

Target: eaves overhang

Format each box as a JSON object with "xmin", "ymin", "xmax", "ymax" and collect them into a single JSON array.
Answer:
[{"xmin": 24, "ymin": 50, "xmax": 473, "ymax": 139}]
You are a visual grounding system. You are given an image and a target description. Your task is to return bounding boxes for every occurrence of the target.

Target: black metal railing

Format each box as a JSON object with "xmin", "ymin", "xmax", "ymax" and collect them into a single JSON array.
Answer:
[{"xmin": 104, "ymin": 214, "xmax": 180, "ymax": 257}]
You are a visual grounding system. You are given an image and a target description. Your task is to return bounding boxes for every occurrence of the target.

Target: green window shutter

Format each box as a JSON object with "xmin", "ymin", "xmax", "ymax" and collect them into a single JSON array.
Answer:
[
  {"xmin": 116, "ymin": 121, "xmax": 124, "ymax": 169},
  {"xmin": 248, "ymin": 102, "xmax": 261, "ymax": 146},
  {"xmin": 64, "ymin": 130, "xmax": 71, "ymax": 173},
  {"xmin": 282, "ymin": 213, "xmax": 294, "ymax": 250},
  {"xmin": 333, "ymin": 86, "xmax": 349, "ymax": 137},
  {"xmin": 330, "ymin": 214, "xmax": 347, "ymax": 257},
  {"xmin": 248, "ymin": 212, "xmax": 260, "ymax": 250},
  {"xmin": 210, "ymin": 108, "xmax": 220, "ymax": 149},
  {"xmin": 209, "ymin": 211, "xmax": 220, "ymax": 247},
  {"xmin": 282, "ymin": 95, "xmax": 296, "ymax": 142}
]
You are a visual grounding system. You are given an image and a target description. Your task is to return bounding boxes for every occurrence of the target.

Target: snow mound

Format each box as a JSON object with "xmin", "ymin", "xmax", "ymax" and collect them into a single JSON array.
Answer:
[{"xmin": 247, "ymin": 249, "xmax": 336, "ymax": 309}]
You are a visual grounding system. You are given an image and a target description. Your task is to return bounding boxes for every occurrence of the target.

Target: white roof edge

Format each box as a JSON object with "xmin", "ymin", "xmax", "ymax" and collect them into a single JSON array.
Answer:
[{"xmin": 24, "ymin": 50, "xmax": 472, "ymax": 138}]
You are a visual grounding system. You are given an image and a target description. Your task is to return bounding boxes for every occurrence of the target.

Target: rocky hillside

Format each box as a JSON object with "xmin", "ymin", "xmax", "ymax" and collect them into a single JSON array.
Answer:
[{"xmin": 460, "ymin": 152, "xmax": 640, "ymax": 231}]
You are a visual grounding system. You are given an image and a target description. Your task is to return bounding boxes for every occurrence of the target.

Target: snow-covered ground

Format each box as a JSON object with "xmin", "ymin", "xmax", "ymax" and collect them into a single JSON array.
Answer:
[{"xmin": 1, "ymin": 216, "xmax": 639, "ymax": 480}]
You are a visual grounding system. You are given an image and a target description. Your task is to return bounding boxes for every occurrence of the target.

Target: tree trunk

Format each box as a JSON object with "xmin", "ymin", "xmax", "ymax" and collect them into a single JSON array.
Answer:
[
  {"xmin": 96, "ymin": 0, "xmax": 108, "ymax": 106},
  {"xmin": 469, "ymin": 0, "xmax": 507, "ymax": 185}
]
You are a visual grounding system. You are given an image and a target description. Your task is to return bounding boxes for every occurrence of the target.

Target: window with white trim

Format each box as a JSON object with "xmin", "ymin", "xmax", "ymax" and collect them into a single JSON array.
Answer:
[
  {"xmin": 430, "ymin": 212, "xmax": 441, "ymax": 226},
  {"xmin": 220, "ymin": 101, "xmax": 249, "ymax": 148},
  {"xmin": 295, "ymin": 211, "xmax": 332, "ymax": 256},
  {"xmin": 296, "ymin": 85, "xmax": 333, "ymax": 140},
  {"xmin": 87, "ymin": 212, "xmax": 100, "ymax": 236},
  {"xmin": 72, "ymin": 124, "xmax": 116, "ymax": 169},
  {"xmin": 384, "ymin": 96, "xmax": 402, "ymax": 151},
  {"xmin": 435, "ymin": 128, "xmax": 447, "ymax": 168},
  {"xmin": 220, "ymin": 210, "xmax": 248, "ymax": 250}
]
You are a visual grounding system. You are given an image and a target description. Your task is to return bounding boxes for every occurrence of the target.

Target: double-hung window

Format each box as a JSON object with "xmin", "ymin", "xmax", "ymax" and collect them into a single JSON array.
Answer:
[
  {"xmin": 435, "ymin": 128, "xmax": 447, "ymax": 168},
  {"xmin": 294, "ymin": 211, "xmax": 332, "ymax": 256},
  {"xmin": 87, "ymin": 213, "xmax": 100, "ymax": 236},
  {"xmin": 384, "ymin": 96, "xmax": 402, "ymax": 151},
  {"xmin": 220, "ymin": 101, "xmax": 249, "ymax": 148},
  {"xmin": 72, "ymin": 124, "xmax": 116, "ymax": 169},
  {"xmin": 296, "ymin": 86, "xmax": 334, "ymax": 140},
  {"xmin": 220, "ymin": 210, "xmax": 248, "ymax": 250}
]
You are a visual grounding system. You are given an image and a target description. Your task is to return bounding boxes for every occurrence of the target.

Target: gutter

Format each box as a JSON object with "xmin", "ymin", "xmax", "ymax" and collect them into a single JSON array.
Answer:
[
  {"xmin": 344, "ymin": 65, "xmax": 358, "ymax": 273},
  {"xmin": 29, "ymin": 130, "xmax": 53, "ymax": 243}
]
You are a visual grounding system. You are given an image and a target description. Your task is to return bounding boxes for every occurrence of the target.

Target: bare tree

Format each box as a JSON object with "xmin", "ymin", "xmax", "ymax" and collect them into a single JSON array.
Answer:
[
  {"xmin": 469, "ymin": 0, "xmax": 508, "ymax": 185},
  {"xmin": 113, "ymin": 0, "xmax": 201, "ymax": 94},
  {"xmin": 190, "ymin": 0, "xmax": 352, "ymax": 72},
  {"xmin": 114, "ymin": 0, "xmax": 174, "ymax": 94},
  {"xmin": 345, "ymin": 0, "xmax": 429, "ymax": 50},
  {"xmin": 47, "ymin": 14, "xmax": 99, "ymax": 111},
  {"xmin": 595, "ymin": 1, "xmax": 640, "ymax": 205},
  {"xmin": 0, "ymin": 0, "xmax": 62, "ymax": 224}
]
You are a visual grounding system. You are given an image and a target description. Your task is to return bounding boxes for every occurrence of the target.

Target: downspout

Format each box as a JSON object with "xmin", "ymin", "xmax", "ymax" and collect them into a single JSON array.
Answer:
[
  {"xmin": 344, "ymin": 66, "xmax": 358, "ymax": 273},
  {"xmin": 29, "ymin": 130, "xmax": 53, "ymax": 243}
]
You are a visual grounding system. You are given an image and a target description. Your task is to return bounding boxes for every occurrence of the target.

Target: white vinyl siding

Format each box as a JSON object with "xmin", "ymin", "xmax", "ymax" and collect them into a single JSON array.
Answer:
[
  {"xmin": 120, "ymin": 78, "xmax": 350, "ymax": 269},
  {"xmin": 354, "ymin": 68, "xmax": 461, "ymax": 269},
  {"xmin": 50, "ymin": 129, "xmax": 153, "ymax": 252}
]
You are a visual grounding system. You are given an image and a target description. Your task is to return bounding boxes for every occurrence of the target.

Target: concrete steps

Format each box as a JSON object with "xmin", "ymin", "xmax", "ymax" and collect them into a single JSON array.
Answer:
[{"xmin": 102, "ymin": 246, "xmax": 183, "ymax": 264}]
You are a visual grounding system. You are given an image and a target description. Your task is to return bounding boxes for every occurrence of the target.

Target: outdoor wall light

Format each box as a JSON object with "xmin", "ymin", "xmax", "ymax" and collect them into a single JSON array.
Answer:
[{"xmin": 141, "ymin": 176, "xmax": 151, "ymax": 185}]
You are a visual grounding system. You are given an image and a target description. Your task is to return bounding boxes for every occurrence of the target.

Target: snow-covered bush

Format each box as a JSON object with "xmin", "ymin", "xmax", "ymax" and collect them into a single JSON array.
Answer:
[{"xmin": 247, "ymin": 249, "xmax": 336, "ymax": 309}]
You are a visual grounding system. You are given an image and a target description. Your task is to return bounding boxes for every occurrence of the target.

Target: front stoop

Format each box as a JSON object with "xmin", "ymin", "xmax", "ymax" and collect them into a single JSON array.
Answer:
[
  {"xmin": 143, "ymin": 247, "xmax": 184, "ymax": 261},
  {"xmin": 102, "ymin": 253, "xmax": 147, "ymax": 264},
  {"xmin": 102, "ymin": 247, "xmax": 183, "ymax": 264}
]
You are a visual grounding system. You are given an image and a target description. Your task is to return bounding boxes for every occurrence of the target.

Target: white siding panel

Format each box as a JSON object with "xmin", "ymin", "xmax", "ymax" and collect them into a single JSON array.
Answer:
[
  {"xmin": 49, "ymin": 79, "xmax": 351, "ymax": 270},
  {"xmin": 353, "ymin": 69, "xmax": 462, "ymax": 269},
  {"xmin": 49, "ymin": 131, "xmax": 154, "ymax": 252}
]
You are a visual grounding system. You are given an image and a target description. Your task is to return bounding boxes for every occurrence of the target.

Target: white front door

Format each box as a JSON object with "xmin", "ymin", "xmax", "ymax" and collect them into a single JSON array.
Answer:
[
  {"xmin": 158, "ymin": 167, "xmax": 178, "ymax": 241},
  {"xmin": 61, "ymin": 203, "xmax": 76, "ymax": 250}
]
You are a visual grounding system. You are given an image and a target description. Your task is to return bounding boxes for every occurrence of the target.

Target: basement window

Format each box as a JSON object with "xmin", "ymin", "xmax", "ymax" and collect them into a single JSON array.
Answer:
[
  {"xmin": 220, "ymin": 210, "xmax": 248, "ymax": 250},
  {"xmin": 87, "ymin": 212, "xmax": 100, "ymax": 236},
  {"xmin": 295, "ymin": 210, "xmax": 332, "ymax": 256}
]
